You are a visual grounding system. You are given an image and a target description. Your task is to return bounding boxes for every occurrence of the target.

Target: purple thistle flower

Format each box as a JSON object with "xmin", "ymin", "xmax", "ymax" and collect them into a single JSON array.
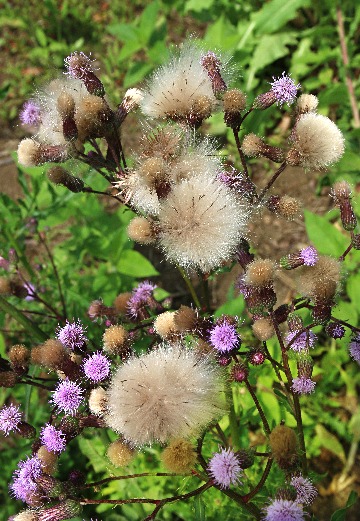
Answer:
[
  {"xmin": 19, "ymin": 100, "xmax": 41, "ymax": 126},
  {"xmin": 291, "ymin": 475, "xmax": 318, "ymax": 505},
  {"xmin": 51, "ymin": 379, "xmax": 83, "ymax": 415},
  {"xmin": 299, "ymin": 246, "xmax": 318, "ymax": 267},
  {"xmin": 209, "ymin": 318, "xmax": 239, "ymax": 353},
  {"xmin": 56, "ymin": 319, "xmax": 88, "ymax": 350},
  {"xmin": 0, "ymin": 404, "xmax": 22, "ymax": 436},
  {"xmin": 127, "ymin": 281, "xmax": 157, "ymax": 319},
  {"xmin": 83, "ymin": 351, "xmax": 110, "ymax": 382},
  {"xmin": 326, "ymin": 322, "xmax": 345, "ymax": 339},
  {"xmin": 263, "ymin": 499, "xmax": 305, "ymax": 521},
  {"xmin": 349, "ymin": 334, "xmax": 360, "ymax": 364},
  {"xmin": 208, "ymin": 448, "xmax": 243, "ymax": 489},
  {"xmin": 40, "ymin": 424, "xmax": 66, "ymax": 453},
  {"xmin": 291, "ymin": 377, "xmax": 316, "ymax": 394},
  {"xmin": 270, "ymin": 72, "xmax": 300, "ymax": 107},
  {"xmin": 11, "ymin": 455, "xmax": 43, "ymax": 503},
  {"xmin": 286, "ymin": 330, "xmax": 317, "ymax": 352}
]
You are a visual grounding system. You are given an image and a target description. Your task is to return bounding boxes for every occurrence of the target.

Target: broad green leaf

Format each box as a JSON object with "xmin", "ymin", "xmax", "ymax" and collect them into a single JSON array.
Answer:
[
  {"xmin": 117, "ymin": 250, "xmax": 158, "ymax": 277},
  {"xmin": 249, "ymin": 33, "xmax": 296, "ymax": 73},
  {"xmin": 35, "ymin": 27, "xmax": 47, "ymax": 47},
  {"xmin": 333, "ymin": 301, "xmax": 357, "ymax": 328},
  {"xmin": 252, "ymin": 0, "xmax": 311, "ymax": 34},
  {"xmin": 304, "ymin": 210, "xmax": 348, "ymax": 256}
]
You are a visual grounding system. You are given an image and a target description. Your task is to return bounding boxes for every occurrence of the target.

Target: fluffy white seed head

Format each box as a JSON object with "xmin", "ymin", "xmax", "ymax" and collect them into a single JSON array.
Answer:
[
  {"xmin": 296, "ymin": 94, "xmax": 319, "ymax": 114},
  {"xmin": 141, "ymin": 42, "xmax": 216, "ymax": 123},
  {"xmin": 287, "ymin": 113, "xmax": 345, "ymax": 169},
  {"xmin": 105, "ymin": 343, "xmax": 226, "ymax": 446},
  {"xmin": 17, "ymin": 139, "xmax": 42, "ymax": 167},
  {"xmin": 169, "ymin": 138, "xmax": 222, "ymax": 184},
  {"xmin": 157, "ymin": 173, "xmax": 248, "ymax": 272}
]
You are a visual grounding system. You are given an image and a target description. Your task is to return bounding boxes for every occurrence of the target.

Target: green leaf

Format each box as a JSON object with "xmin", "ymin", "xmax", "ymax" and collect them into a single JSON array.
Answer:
[
  {"xmin": 117, "ymin": 250, "xmax": 158, "ymax": 278},
  {"xmin": 185, "ymin": 0, "xmax": 214, "ymax": 13},
  {"xmin": 214, "ymin": 296, "xmax": 245, "ymax": 318},
  {"xmin": 35, "ymin": 26, "xmax": 47, "ymax": 47},
  {"xmin": 194, "ymin": 494, "xmax": 206, "ymax": 521},
  {"xmin": 304, "ymin": 210, "xmax": 348, "ymax": 257},
  {"xmin": 330, "ymin": 491, "xmax": 358, "ymax": 521},
  {"xmin": 249, "ymin": 33, "xmax": 296, "ymax": 72},
  {"xmin": 252, "ymin": 0, "xmax": 311, "ymax": 35},
  {"xmin": 315, "ymin": 424, "xmax": 346, "ymax": 464}
]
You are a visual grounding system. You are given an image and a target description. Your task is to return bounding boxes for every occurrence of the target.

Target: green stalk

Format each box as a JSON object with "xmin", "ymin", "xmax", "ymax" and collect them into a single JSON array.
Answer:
[
  {"xmin": 0, "ymin": 295, "xmax": 47, "ymax": 342},
  {"xmin": 177, "ymin": 265, "xmax": 201, "ymax": 309}
]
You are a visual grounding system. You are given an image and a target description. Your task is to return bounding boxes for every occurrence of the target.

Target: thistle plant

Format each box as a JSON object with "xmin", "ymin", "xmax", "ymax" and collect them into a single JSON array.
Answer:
[{"xmin": 1, "ymin": 40, "xmax": 358, "ymax": 521}]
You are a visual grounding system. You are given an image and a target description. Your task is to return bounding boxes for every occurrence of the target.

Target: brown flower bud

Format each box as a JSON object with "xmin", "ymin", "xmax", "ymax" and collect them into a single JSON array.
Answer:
[
  {"xmin": 47, "ymin": 166, "xmax": 84, "ymax": 192},
  {"xmin": 269, "ymin": 425, "xmax": 298, "ymax": 469}
]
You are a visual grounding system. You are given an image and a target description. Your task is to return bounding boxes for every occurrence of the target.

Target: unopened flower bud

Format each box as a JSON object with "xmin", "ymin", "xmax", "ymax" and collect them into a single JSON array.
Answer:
[
  {"xmin": 352, "ymin": 233, "xmax": 360, "ymax": 250},
  {"xmin": 235, "ymin": 240, "xmax": 255, "ymax": 269},
  {"xmin": 269, "ymin": 425, "xmax": 298, "ymax": 469},
  {"xmin": 65, "ymin": 51, "xmax": 104, "ymax": 97},
  {"xmin": 103, "ymin": 325, "xmax": 130, "ymax": 356},
  {"xmin": 89, "ymin": 386, "xmax": 108, "ymax": 416},
  {"xmin": 245, "ymin": 258, "xmax": 276, "ymax": 288},
  {"xmin": 242, "ymin": 133, "xmax": 284, "ymax": 163},
  {"xmin": 331, "ymin": 181, "xmax": 357, "ymax": 231},
  {"xmin": 153, "ymin": 311, "xmax": 177, "ymax": 339},
  {"xmin": 18, "ymin": 139, "xmax": 68, "ymax": 167},
  {"xmin": 311, "ymin": 301, "xmax": 333, "ymax": 325},
  {"xmin": 295, "ymin": 94, "xmax": 318, "ymax": 115},
  {"xmin": 231, "ymin": 363, "xmax": 249, "ymax": 382},
  {"xmin": 0, "ymin": 370, "xmax": 18, "ymax": 387},
  {"xmin": 247, "ymin": 347, "xmax": 266, "ymax": 366},
  {"xmin": 31, "ymin": 340, "xmax": 81, "ymax": 380},
  {"xmin": 253, "ymin": 91, "xmax": 276, "ymax": 110},
  {"xmin": 273, "ymin": 304, "xmax": 290, "ymax": 324},
  {"xmin": 113, "ymin": 292, "xmax": 132, "ymax": 314},
  {"xmin": 36, "ymin": 474, "xmax": 64, "ymax": 498},
  {"xmin": 18, "ymin": 421, "xmax": 36, "ymax": 439},
  {"xmin": 36, "ymin": 446, "xmax": 58, "ymax": 475},
  {"xmin": 252, "ymin": 317, "xmax": 275, "ymax": 341},
  {"xmin": 223, "ymin": 89, "xmax": 247, "ymax": 128},
  {"xmin": 117, "ymin": 88, "xmax": 144, "ymax": 123},
  {"xmin": 127, "ymin": 217, "xmax": 157, "ymax": 244},
  {"xmin": 37, "ymin": 499, "xmax": 82, "ymax": 521},
  {"xmin": 200, "ymin": 51, "xmax": 227, "ymax": 96},
  {"xmin": 266, "ymin": 195, "xmax": 302, "ymax": 221},
  {"xmin": 173, "ymin": 305, "xmax": 197, "ymax": 332},
  {"xmin": 162, "ymin": 438, "xmax": 197, "ymax": 473},
  {"xmin": 9, "ymin": 344, "xmax": 30, "ymax": 374},
  {"xmin": 107, "ymin": 439, "xmax": 135, "ymax": 467},
  {"xmin": 236, "ymin": 448, "xmax": 255, "ymax": 469},
  {"xmin": 47, "ymin": 166, "xmax": 84, "ymax": 192},
  {"xmin": 88, "ymin": 299, "xmax": 116, "ymax": 320}
]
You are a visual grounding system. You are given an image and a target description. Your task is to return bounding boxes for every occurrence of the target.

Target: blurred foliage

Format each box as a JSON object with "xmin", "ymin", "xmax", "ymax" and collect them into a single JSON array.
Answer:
[{"xmin": 1, "ymin": 0, "xmax": 360, "ymax": 520}]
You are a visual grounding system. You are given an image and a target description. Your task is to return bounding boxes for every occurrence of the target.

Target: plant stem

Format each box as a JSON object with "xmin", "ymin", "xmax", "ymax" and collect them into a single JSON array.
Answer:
[
  {"xmin": 258, "ymin": 161, "xmax": 287, "ymax": 202},
  {"xmin": 177, "ymin": 265, "xmax": 201, "ymax": 309},
  {"xmin": 269, "ymin": 311, "xmax": 308, "ymax": 475},
  {"xmin": 83, "ymin": 472, "xmax": 181, "ymax": 488},
  {"xmin": 244, "ymin": 378, "xmax": 271, "ymax": 435},
  {"xmin": 0, "ymin": 295, "xmax": 47, "ymax": 342},
  {"xmin": 242, "ymin": 457, "xmax": 273, "ymax": 502}
]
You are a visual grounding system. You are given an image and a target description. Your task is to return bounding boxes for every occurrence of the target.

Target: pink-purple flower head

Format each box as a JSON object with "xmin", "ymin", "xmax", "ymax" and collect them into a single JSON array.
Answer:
[
  {"xmin": 56, "ymin": 319, "xmax": 88, "ymax": 350},
  {"xmin": 286, "ymin": 330, "xmax": 317, "ymax": 353},
  {"xmin": 0, "ymin": 404, "xmax": 22, "ymax": 436},
  {"xmin": 291, "ymin": 475, "xmax": 318, "ymax": 505},
  {"xmin": 263, "ymin": 498, "xmax": 305, "ymax": 521},
  {"xmin": 209, "ymin": 317, "xmax": 240, "ymax": 353},
  {"xmin": 291, "ymin": 377, "xmax": 316, "ymax": 395},
  {"xmin": 208, "ymin": 448, "xmax": 243, "ymax": 489},
  {"xmin": 270, "ymin": 72, "xmax": 300, "ymax": 107},
  {"xmin": 127, "ymin": 280, "xmax": 157, "ymax": 319},
  {"xmin": 349, "ymin": 334, "xmax": 360, "ymax": 364},
  {"xmin": 51, "ymin": 378, "xmax": 84, "ymax": 415},
  {"xmin": 83, "ymin": 351, "xmax": 111, "ymax": 382},
  {"xmin": 19, "ymin": 100, "xmax": 41, "ymax": 126},
  {"xmin": 10, "ymin": 455, "xmax": 43, "ymax": 503},
  {"xmin": 40, "ymin": 424, "xmax": 66, "ymax": 453},
  {"xmin": 326, "ymin": 322, "xmax": 345, "ymax": 339},
  {"xmin": 300, "ymin": 246, "xmax": 318, "ymax": 267}
]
